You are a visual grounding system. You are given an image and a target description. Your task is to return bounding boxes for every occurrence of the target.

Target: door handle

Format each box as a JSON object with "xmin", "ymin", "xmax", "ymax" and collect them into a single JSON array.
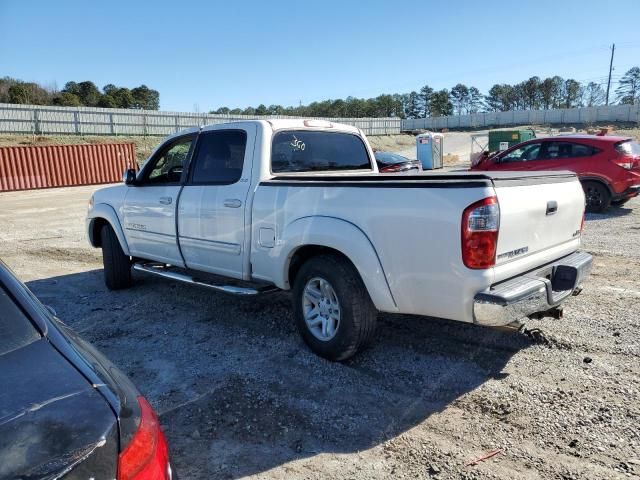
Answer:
[
  {"xmin": 546, "ymin": 200, "xmax": 558, "ymax": 215},
  {"xmin": 224, "ymin": 199, "xmax": 242, "ymax": 208},
  {"xmin": 159, "ymin": 196, "xmax": 172, "ymax": 205}
]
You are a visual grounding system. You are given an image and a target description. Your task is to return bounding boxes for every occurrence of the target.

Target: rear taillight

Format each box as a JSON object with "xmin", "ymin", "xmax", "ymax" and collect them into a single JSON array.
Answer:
[
  {"xmin": 118, "ymin": 396, "xmax": 170, "ymax": 480},
  {"xmin": 380, "ymin": 164, "xmax": 403, "ymax": 172},
  {"xmin": 612, "ymin": 157, "xmax": 634, "ymax": 170},
  {"xmin": 461, "ymin": 196, "xmax": 499, "ymax": 269}
]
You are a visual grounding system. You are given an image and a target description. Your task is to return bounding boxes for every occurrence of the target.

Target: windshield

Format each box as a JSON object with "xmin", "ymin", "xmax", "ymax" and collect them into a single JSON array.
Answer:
[
  {"xmin": 374, "ymin": 152, "xmax": 411, "ymax": 165},
  {"xmin": 0, "ymin": 285, "xmax": 41, "ymax": 356}
]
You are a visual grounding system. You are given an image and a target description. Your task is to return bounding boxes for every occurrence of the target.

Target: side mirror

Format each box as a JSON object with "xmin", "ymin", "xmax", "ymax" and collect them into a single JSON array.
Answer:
[{"xmin": 123, "ymin": 168, "xmax": 137, "ymax": 185}]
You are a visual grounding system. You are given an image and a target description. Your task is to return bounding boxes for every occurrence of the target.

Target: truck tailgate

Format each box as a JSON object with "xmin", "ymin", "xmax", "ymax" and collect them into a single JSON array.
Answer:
[{"xmin": 491, "ymin": 172, "xmax": 584, "ymax": 267}]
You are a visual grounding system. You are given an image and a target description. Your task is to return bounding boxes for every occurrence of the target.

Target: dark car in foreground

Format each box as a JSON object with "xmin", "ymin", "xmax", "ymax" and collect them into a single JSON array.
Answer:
[
  {"xmin": 470, "ymin": 134, "xmax": 640, "ymax": 212},
  {"xmin": 0, "ymin": 260, "xmax": 171, "ymax": 480},
  {"xmin": 374, "ymin": 151, "xmax": 422, "ymax": 173}
]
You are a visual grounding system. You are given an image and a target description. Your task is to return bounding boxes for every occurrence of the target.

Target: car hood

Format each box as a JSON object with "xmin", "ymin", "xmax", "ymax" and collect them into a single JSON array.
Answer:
[{"xmin": 0, "ymin": 339, "xmax": 118, "ymax": 479}]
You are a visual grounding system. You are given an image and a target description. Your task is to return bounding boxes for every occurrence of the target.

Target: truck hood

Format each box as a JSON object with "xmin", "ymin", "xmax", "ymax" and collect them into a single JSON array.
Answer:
[
  {"xmin": 0, "ymin": 339, "xmax": 118, "ymax": 479},
  {"xmin": 92, "ymin": 183, "xmax": 128, "ymax": 205}
]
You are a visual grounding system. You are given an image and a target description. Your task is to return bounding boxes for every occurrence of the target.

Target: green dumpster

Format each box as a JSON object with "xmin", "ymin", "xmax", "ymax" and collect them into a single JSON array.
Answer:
[{"xmin": 488, "ymin": 130, "xmax": 536, "ymax": 153}]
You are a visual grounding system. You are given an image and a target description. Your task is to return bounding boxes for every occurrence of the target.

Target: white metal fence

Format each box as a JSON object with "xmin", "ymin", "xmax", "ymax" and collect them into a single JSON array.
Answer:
[
  {"xmin": 0, "ymin": 103, "xmax": 401, "ymax": 136},
  {"xmin": 402, "ymin": 104, "xmax": 640, "ymax": 131}
]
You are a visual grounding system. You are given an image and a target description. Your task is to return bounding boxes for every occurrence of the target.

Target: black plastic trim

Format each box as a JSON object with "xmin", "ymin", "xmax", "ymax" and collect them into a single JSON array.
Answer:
[
  {"xmin": 261, "ymin": 180, "xmax": 490, "ymax": 188},
  {"xmin": 261, "ymin": 171, "xmax": 578, "ymax": 189}
]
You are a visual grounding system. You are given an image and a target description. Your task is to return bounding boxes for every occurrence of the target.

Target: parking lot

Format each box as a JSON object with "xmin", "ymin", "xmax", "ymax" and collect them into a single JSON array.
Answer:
[{"xmin": 1, "ymin": 184, "xmax": 638, "ymax": 479}]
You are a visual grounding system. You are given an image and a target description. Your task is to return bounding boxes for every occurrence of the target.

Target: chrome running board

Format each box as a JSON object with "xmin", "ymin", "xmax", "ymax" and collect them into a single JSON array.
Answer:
[{"xmin": 132, "ymin": 263, "xmax": 279, "ymax": 295}]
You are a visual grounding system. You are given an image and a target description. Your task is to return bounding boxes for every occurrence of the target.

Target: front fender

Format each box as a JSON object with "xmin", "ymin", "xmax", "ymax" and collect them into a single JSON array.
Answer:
[
  {"xmin": 278, "ymin": 216, "xmax": 398, "ymax": 313},
  {"xmin": 87, "ymin": 203, "xmax": 130, "ymax": 256}
]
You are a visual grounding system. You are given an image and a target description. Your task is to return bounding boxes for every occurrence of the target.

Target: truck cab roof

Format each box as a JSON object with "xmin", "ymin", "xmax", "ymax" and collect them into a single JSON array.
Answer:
[{"xmin": 168, "ymin": 119, "xmax": 362, "ymax": 140}]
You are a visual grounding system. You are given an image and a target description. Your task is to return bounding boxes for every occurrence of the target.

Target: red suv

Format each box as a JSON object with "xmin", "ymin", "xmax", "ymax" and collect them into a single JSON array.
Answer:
[{"xmin": 471, "ymin": 135, "xmax": 640, "ymax": 212}]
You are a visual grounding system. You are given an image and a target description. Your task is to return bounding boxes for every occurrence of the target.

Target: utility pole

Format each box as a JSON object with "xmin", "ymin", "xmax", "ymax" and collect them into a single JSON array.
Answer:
[{"xmin": 605, "ymin": 43, "xmax": 615, "ymax": 105}]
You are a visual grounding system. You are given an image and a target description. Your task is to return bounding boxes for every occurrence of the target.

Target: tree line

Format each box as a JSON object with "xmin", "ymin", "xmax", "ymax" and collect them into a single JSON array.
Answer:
[
  {"xmin": 210, "ymin": 67, "xmax": 640, "ymax": 119},
  {"xmin": 0, "ymin": 77, "xmax": 160, "ymax": 110},
  {"xmin": 2, "ymin": 67, "xmax": 639, "ymax": 118}
]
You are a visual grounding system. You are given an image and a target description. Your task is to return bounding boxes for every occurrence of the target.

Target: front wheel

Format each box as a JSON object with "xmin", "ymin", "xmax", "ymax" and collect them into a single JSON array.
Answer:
[
  {"xmin": 582, "ymin": 181, "xmax": 611, "ymax": 213},
  {"xmin": 292, "ymin": 254, "xmax": 377, "ymax": 361},
  {"xmin": 100, "ymin": 225, "xmax": 132, "ymax": 290}
]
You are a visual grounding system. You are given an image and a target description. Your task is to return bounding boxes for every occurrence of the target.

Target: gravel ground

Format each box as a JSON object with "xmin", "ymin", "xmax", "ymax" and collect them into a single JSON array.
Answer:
[{"xmin": 0, "ymin": 184, "xmax": 638, "ymax": 480}]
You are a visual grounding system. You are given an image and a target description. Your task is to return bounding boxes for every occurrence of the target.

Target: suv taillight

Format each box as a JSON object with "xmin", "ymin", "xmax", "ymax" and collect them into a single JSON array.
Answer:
[
  {"xmin": 118, "ymin": 396, "xmax": 170, "ymax": 480},
  {"xmin": 461, "ymin": 196, "xmax": 499, "ymax": 269},
  {"xmin": 612, "ymin": 157, "xmax": 634, "ymax": 170}
]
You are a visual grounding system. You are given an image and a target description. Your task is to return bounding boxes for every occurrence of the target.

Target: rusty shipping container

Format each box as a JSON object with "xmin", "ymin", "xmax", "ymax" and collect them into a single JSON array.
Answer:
[{"xmin": 0, "ymin": 143, "xmax": 136, "ymax": 192}]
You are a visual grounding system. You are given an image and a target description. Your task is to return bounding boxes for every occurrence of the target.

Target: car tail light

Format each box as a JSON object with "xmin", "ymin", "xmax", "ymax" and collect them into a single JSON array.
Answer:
[
  {"xmin": 612, "ymin": 157, "xmax": 634, "ymax": 170},
  {"xmin": 461, "ymin": 196, "xmax": 499, "ymax": 269},
  {"xmin": 380, "ymin": 164, "xmax": 403, "ymax": 172},
  {"xmin": 118, "ymin": 396, "xmax": 170, "ymax": 480}
]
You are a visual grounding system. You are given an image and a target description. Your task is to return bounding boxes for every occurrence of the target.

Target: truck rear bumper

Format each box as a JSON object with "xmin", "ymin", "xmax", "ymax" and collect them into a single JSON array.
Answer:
[{"xmin": 473, "ymin": 251, "xmax": 592, "ymax": 327}]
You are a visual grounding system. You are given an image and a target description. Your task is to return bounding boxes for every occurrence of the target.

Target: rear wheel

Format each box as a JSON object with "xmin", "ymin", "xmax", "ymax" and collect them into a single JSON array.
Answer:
[
  {"xmin": 292, "ymin": 254, "xmax": 377, "ymax": 361},
  {"xmin": 101, "ymin": 225, "xmax": 132, "ymax": 290},
  {"xmin": 582, "ymin": 181, "xmax": 611, "ymax": 213}
]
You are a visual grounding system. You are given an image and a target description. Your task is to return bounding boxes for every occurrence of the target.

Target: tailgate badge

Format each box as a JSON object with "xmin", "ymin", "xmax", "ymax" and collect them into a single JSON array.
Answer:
[{"xmin": 497, "ymin": 246, "xmax": 529, "ymax": 260}]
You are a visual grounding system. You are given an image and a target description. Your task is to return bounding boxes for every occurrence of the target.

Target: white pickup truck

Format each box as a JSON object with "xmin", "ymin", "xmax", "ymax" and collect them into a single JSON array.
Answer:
[{"xmin": 87, "ymin": 119, "xmax": 592, "ymax": 360}]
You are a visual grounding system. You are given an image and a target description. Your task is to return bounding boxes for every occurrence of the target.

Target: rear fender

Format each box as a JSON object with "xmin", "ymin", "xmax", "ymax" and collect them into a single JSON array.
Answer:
[
  {"xmin": 578, "ymin": 175, "xmax": 613, "ymax": 195},
  {"xmin": 279, "ymin": 216, "xmax": 398, "ymax": 312},
  {"xmin": 87, "ymin": 203, "xmax": 130, "ymax": 256}
]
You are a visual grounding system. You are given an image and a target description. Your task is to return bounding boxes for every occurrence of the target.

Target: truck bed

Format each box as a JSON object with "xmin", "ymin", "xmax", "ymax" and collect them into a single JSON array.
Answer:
[{"xmin": 253, "ymin": 169, "xmax": 584, "ymax": 323}]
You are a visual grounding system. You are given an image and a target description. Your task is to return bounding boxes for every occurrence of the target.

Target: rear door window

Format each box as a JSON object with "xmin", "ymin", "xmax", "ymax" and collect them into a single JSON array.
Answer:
[
  {"xmin": 0, "ymin": 286, "xmax": 40, "ymax": 356},
  {"xmin": 540, "ymin": 141, "xmax": 596, "ymax": 160},
  {"xmin": 569, "ymin": 143, "xmax": 596, "ymax": 157},
  {"xmin": 189, "ymin": 130, "xmax": 247, "ymax": 184},
  {"xmin": 272, "ymin": 131, "xmax": 372, "ymax": 173}
]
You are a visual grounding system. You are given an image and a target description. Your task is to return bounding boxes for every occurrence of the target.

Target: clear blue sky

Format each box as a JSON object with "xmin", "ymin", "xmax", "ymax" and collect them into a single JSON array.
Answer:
[{"xmin": 1, "ymin": 0, "xmax": 639, "ymax": 112}]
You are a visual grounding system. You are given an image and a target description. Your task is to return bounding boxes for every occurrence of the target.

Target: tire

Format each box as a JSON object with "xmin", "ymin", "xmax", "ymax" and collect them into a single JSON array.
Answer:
[
  {"xmin": 100, "ymin": 224, "xmax": 132, "ymax": 290},
  {"xmin": 582, "ymin": 181, "xmax": 611, "ymax": 213},
  {"xmin": 291, "ymin": 254, "xmax": 377, "ymax": 361}
]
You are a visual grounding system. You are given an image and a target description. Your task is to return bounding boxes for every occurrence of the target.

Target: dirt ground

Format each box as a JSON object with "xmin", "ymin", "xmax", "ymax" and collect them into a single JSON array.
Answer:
[{"xmin": 0, "ymin": 180, "xmax": 638, "ymax": 480}]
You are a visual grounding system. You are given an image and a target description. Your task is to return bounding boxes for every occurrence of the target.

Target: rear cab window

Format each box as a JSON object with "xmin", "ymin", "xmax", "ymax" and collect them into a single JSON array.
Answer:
[
  {"xmin": 271, "ymin": 130, "xmax": 372, "ymax": 173},
  {"xmin": 0, "ymin": 285, "xmax": 41, "ymax": 356}
]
